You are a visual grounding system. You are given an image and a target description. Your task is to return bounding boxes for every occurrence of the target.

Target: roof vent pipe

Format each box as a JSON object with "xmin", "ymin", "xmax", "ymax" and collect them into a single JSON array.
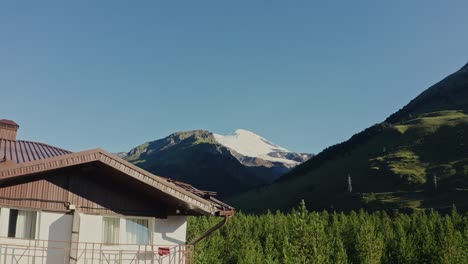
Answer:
[{"xmin": 0, "ymin": 119, "xmax": 19, "ymax": 140}]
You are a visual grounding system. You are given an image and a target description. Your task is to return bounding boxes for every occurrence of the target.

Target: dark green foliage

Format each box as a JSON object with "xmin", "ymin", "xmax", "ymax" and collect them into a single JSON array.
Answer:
[
  {"xmin": 281, "ymin": 122, "xmax": 392, "ymax": 182},
  {"xmin": 188, "ymin": 203, "xmax": 468, "ymax": 264}
]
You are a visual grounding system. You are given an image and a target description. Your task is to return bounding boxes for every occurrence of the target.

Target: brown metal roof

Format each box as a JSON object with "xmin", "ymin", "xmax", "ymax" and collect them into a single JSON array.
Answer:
[
  {"xmin": 167, "ymin": 179, "xmax": 218, "ymax": 198},
  {"xmin": 0, "ymin": 139, "xmax": 72, "ymax": 163},
  {"xmin": 166, "ymin": 179, "xmax": 234, "ymax": 212},
  {"xmin": 0, "ymin": 119, "xmax": 19, "ymax": 127},
  {"xmin": 0, "ymin": 140, "xmax": 234, "ymax": 215}
]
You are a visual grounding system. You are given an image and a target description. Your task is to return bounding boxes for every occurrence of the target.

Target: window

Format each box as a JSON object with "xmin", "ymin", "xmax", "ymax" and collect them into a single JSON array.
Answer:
[
  {"xmin": 101, "ymin": 216, "xmax": 152, "ymax": 245},
  {"xmin": 8, "ymin": 209, "xmax": 37, "ymax": 239},
  {"xmin": 102, "ymin": 217, "xmax": 120, "ymax": 244},
  {"xmin": 125, "ymin": 218, "xmax": 150, "ymax": 245}
]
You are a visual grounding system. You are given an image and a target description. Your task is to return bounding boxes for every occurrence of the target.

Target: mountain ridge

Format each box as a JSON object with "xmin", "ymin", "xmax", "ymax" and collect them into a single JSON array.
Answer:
[
  {"xmin": 120, "ymin": 129, "xmax": 312, "ymax": 198},
  {"xmin": 230, "ymin": 62, "xmax": 468, "ymax": 212},
  {"xmin": 386, "ymin": 63, "xmax": 468, "ymax": 124}
]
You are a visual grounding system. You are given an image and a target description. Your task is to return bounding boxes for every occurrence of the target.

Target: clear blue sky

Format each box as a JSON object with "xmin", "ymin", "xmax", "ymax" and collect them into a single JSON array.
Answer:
[{"xmin": 1, "ymin": 1, "xmax": 467, "ymax": 154}]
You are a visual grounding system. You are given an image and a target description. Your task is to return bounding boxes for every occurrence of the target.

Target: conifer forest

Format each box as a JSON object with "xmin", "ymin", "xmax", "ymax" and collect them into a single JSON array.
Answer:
[{"xmin": 188, "ymin": 202, "xmax": 468, "ymax": 264}]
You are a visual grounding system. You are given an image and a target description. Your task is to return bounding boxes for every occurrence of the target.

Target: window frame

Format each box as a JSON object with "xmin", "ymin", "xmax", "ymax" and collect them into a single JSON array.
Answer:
[
  {"xmin": 102, "ymin": 216, "xmax": 121, "ymax": 245},
  {"xmin": 124, "ymin": 216, "xmax": 152, "ymax": 245},
  {"xmin": 7, "ymin": 208, "xmax": 40, "ymax": 240},
  {"xmin": 100, "ymin": 214, "xmax": 154, "ymax": 245}
]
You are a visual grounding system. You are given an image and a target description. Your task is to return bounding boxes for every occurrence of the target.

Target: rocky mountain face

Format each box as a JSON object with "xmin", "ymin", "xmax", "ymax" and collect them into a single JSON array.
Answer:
[
  {"xmin": 230, "ymin": 62, "xmax": 468, "ymax": 213},
  {"xmin": 119, "ymin": 129, "xmax": 312, "ymax": 198}
]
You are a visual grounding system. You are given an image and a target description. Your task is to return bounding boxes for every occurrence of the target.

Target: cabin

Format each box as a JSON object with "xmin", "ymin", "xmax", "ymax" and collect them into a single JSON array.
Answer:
[{"xmin": 0, "ymin": 119, "xmax": 234, "ymax": 264}]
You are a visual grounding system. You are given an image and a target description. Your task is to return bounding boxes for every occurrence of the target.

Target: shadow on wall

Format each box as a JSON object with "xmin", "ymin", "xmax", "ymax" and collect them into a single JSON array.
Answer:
[
  {"xmin": 47, "ymin": 215, "xmax": 72, "ymax": 264},
  {"xmin": 158, "ymin": 217, "xmax": 186, "ymax": 245}
]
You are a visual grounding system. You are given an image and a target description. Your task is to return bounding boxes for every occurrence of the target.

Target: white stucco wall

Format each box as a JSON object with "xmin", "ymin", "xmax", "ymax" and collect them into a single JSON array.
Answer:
[
  {"xmin": 78, "ymin": 213, "xmax": 187, "ymax": 246},
  {"xmin": 77, "ymin": 213, "xmax": 103, "ymax": 243},
  {"xmin": 0, "ymin": 207, "xmax": 189, "ymax": 264},
  {"xmin": 39, "ymin": 211, "xmax": 73, "ymax": 263},
  {"xmin": 77, "ymin": 213, "xmax": 188, "ymax": 263},
  {"xmin": 0, "ymin": 208, "xmax": 73, "ymax": 264},
  {"xmin": 154, "ymin": 216, "xmax": 187, "ymax": 246},
  {"xmin": 0, "ymin": 207, "xmax": 9, "ymax": 237},
  {"xmin": 0, "ymin": 208, "xmax": 73, "ymax": 242},
  {"xmin": 39, "ymin": 211, "xmax": 73, "ymax": 241}
]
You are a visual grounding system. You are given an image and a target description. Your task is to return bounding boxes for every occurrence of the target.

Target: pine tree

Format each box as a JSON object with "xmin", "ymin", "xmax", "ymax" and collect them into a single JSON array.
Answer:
[
  {"xmin": 437, "ymin": 216, "xmax": 467, "ymax": 264},
  {"xmin": 388, "ymin": 221, "xmax": 417, "ymax": 263},
  {"xmin": 330, "ymin": 230, "xmax": 348, "ymax": 264},
  {"xmin": 187, "ymin": 203, "xmax": 468, "ymax": 264},
  {"xmin": 263, "ymin": 233, "xmax": 279, "ymax": 264},
  {"xmin": 355, "ymin": 219, "xmax": 384, "ymax": 264},
  {"xmin": 237, "ymin": 237, "xmax": 264, "ymax": 264}
]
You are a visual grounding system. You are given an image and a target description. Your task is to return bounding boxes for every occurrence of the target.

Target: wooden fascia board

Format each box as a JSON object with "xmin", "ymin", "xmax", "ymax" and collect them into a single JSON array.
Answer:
[
  {"xmin": 96, "ymin": 150, "xmax": 215, "ymax": 214},
  {"xmin": 0, "ymin": 149, "xmax": 215, "ymax": 215}
]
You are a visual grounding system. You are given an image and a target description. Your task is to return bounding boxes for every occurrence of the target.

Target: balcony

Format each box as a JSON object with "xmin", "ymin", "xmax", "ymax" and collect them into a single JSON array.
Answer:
[{"xmin": 0, "ymin": 237, "xmax": 194, "ymax": 264}]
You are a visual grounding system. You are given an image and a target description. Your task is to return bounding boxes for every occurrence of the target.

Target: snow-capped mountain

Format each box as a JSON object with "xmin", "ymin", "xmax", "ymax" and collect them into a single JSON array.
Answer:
[
  {"xmin": 214, "ymin": 129, "xmax": 312, "ymax": 168},
  {"xmin": 119, "ymin": 129, "xmax": 312, "ymax": 198}
]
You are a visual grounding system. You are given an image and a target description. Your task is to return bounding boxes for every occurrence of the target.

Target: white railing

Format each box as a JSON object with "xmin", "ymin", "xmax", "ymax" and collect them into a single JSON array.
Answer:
[{"xmin": 0, "ymin": 237, "xmax": 194, "ymax": 264}]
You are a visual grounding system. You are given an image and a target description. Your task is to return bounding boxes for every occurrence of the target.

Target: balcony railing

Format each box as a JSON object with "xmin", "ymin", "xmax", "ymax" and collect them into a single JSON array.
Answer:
[{"xmin": 0, "ymin": 237, "xmax": 194, "ymax": 264}]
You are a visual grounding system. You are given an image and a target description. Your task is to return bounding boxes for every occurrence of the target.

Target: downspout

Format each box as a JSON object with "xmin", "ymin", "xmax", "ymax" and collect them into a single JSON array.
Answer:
[
  {"xmin": 188, "ymin": 210, "xmax": 235, "ymax": 246},
  {"xmin": 69, "ymin": 207, "xmax": 80, "ymax": 264}
]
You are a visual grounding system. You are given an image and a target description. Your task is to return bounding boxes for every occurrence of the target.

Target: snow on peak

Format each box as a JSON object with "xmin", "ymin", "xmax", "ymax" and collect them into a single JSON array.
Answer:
[
  {"xmin": 233, "ymin": 129, "xmax": 261, "ymax": 136},
  {"xmin": 213, "ymin": 129, "xmax": 298, "ymax": 165}
]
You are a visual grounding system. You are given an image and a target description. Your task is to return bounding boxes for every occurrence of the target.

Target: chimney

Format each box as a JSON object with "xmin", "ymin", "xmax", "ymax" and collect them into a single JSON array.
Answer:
[{"xmin": 0, "ymin": 119, "xmax": 19, "ymax": 140}]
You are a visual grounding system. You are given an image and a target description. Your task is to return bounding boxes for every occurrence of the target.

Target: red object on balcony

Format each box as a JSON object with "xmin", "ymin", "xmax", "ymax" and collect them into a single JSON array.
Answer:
[{"xmin": 158, "ymin": 247, "xmax": 170, "ymax": 256}]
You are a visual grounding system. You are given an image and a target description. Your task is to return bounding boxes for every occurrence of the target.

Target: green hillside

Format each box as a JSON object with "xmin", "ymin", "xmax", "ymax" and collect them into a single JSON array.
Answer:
[{"xmin": 230, "ymin": 63, "xmax": 468, "ymax": 212}]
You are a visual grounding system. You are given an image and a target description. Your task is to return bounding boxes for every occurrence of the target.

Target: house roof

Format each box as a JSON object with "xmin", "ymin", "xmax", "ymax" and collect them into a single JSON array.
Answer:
[
  {"xmin": 0, "ymin": 139, "xmax": 72, "ymax": 163},
  {"xmin": 0, "ymin": 119, "xmax": 19, "ymax": 127},
  {"xmin": 0, "ymin": 139, "xmax": 234, "ymax": 216}
]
